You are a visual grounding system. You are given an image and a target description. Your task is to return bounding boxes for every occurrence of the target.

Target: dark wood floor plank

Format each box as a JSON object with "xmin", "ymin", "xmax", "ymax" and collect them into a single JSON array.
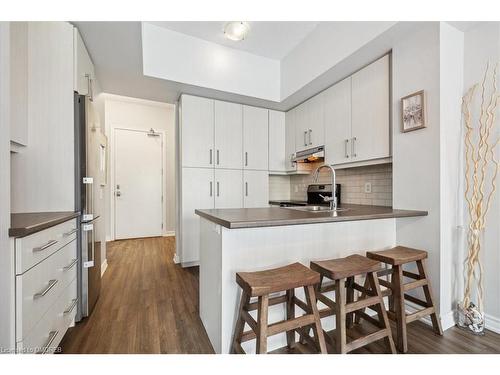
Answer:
[{"xmin": 59, "ymin": 237, "xmax": 500, "ymax": 354}]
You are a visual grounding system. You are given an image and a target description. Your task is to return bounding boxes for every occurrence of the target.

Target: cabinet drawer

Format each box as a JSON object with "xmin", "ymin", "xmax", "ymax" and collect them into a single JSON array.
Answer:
[
  {"xmin": 16, "ymin": 239, "xmax": 77, "ymax": 341},
  {"xmin": 15, "ymin": 219, "xmax": 77, "ymax": 275},
  {"xmin": 17, "ymin": 277, "xmax": 77, "ymax": 354}
]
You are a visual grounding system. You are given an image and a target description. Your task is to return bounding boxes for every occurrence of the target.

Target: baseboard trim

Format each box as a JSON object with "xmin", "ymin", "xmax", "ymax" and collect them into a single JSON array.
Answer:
[
  {"xmin": 173, "ymin": 253, "xmax": 180, "ymax": 264},
  {"xmin": 485, "ymin": 313, "xmax": 500, "ymax": 334},
  {"xmin": 181, "ymin": 260, "xmax": 200, "ymax": 268},
  {"xmin": 105, "ymin": 235, "xmax": 111, "ymax": 243},
  {"xmin": 163, "ymin": 231, "xmax": 175, "ymax": 237},
  {"xmin": 101, "ymin": 259, "xmax": 108, "ymax": 277}
]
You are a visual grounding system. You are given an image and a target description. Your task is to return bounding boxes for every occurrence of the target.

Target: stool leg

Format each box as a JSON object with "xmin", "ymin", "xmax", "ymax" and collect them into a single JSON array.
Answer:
[
  {"xmin": 388, "ymin": 266, "xmax": 395, "ymax": 314},
  {"xmin": 346, "ymin": 276, "xmax": 355, "ymax": 329},
  {"xmin": 231, "ymin": 291, "xmax": 250, "ymax": 354},
  {"xmin": 367, "ymin": 272, "xmax": 396, "ymax": 354},
  {"xmin": 304, "ymin": 285, "xmax": 327, "ymax": 354},
  {"xmin": 416, "ymin": 259, "xmax": 443, "ymax": 335},
  {"xmin": 334, "ymin": 278, "xmax": 347, "ymax": 354},
  {"xmin": 256, "ymin": 295, "xmax": 269, "ymax": 354},
  {"xmin": 393, "ymin": 265, "xmax": 408, "ymax": 353},
  {"xmin": 286, "ymin": 289, "xmax": 296, "ymax": 349},
  {"xmin": 354, "ymin": 275, "xmax": 369, "ymax": 325}
]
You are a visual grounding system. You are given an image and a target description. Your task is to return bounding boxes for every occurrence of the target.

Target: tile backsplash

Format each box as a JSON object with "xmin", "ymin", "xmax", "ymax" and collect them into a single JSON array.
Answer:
[
  {"xmin": 283, "ymin": 163, "xmax": 393, "ymax": 207},
  {"xmin": 269, "ymin": 175, "xmax": 291, "ymax": 201}
]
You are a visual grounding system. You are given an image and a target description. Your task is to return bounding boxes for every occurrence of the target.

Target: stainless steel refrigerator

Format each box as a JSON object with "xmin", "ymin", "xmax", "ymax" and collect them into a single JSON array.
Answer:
[{"xmin": 74, "ymin": 93, "xmax": 107, "ymax": 321}]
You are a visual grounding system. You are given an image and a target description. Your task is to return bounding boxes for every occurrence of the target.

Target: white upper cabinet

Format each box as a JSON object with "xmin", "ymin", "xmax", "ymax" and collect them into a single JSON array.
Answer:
[
  {"xmin": 214, "ymin": 169, "xmax": 243, "ymax": 208},
  {"xmin": 10, "ymin": 22, "xmax": 28, "ymax": 148},
  {"xmin": 268, "ymin": 110, "xmax": 286, "ymax": 172},
  {"xmin": 324, "ymin": 77, "xmax": 352, "ymax": 165},
  {"xmin": 74, "ymin": 29, "xmax": 95, "ymax": 99},
  {"xmin": 180, "ymin": 95, "xmax": 215, "ymax": 169},
  {"xmin": 294, "ymin": 93, "xmax": 325, "ymax": 152},
  {"xmin": 285, "ymin": 109, "xmax": 297, "ymax": 171},
  {"xmin": 215, "ymin": 101, "xmax": 243, "ymax": 169},
  {"xmin": 351, "ymin": 54, "xmax": 390, "ymax": 161},
  {"xmin": 243, "ymin": 170, "xmax": 269, "ymax": 208},
  {"xmin": 243, "ymin": 106, "xmax": 268, "ymax": 171},
  {"xmin": 294, "ymin": 103, "xmax": 309, "ymax": 152}
]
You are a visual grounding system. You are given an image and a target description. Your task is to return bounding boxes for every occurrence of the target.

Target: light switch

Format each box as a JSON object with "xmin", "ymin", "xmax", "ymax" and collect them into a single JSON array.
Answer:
[{"xmin": 364, "ymin": 182, "xmax": 372, "ymax": 194}]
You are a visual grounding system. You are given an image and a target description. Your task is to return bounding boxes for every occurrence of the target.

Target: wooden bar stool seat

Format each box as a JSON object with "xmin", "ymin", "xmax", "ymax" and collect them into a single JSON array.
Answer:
[
  {"xmin": 232, "ymin": 262, "xmax": 327, "ymax": 354},
  {"xmin": 310, "ymin": 255, "xmax": 396, "ymax": 354},
  {"xmin": 361, "ymin": 246, "xmax": 443, "ymax": 353}
]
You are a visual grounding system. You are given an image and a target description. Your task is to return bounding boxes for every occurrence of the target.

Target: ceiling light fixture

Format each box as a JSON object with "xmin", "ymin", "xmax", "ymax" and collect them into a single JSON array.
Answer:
[{"xmin": 224, "ymin": 21, "xmax": 250, "ymax": 41}]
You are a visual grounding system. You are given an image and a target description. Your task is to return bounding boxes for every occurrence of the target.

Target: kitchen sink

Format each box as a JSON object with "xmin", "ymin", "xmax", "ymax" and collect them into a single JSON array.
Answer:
[{"xmin": 283, "ymin": 205, "xmax": 350, "ymax": 213}]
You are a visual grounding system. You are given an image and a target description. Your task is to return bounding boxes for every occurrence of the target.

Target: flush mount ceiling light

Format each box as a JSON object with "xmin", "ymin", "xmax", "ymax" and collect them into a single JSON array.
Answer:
[{"xmin": 224, "ymin": 21, "xmax": 250, "ymax": 41}]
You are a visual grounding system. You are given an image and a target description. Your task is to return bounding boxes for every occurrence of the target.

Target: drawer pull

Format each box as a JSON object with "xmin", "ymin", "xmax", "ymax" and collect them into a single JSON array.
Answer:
[
  {"xmin": 37, "ymin": 330, "xmax": 59, "ymax": 354},
  {"xmin": 34, "ymin": 279, "xmax": 58, "ymax": 299},
  {"xmin": 63, "ymin": 259, "xmax": 78, "ymax": 271},
  {"xmin": 63, "ymin": 228, "xmax": 78, "ymax": 237},
  {"xmin": 33, "ymin": 240, "xmax": 58, "ymax": 253},
  {"xmin": 64, "ymin": 298, "xmax": 78, "ymax": 314}
]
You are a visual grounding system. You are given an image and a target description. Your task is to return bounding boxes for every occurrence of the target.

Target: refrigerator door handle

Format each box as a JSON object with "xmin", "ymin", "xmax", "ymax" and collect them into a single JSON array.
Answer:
[
  {"xmin": 82, "ymin": 177, "xmax": 94, "ymax": 221},
  {"xmin": 82, "ymin": 223, "xmax": 95, "ymax": 268}
]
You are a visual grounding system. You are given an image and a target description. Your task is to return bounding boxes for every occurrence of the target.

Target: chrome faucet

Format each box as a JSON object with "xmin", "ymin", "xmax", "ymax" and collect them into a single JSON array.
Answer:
[{"xmin": 312, "ymin": 164, "xmax": 337, "ymax": 210}]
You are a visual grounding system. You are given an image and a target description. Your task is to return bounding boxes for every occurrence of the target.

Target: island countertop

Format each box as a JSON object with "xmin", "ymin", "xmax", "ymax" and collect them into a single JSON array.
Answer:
[{"xmin": 195, "ymin": 204, "xmax": 428, "ymax": 229}]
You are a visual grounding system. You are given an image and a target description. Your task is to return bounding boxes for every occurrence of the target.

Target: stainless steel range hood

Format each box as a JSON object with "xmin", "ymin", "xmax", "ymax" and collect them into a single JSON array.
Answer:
[{"xmin": 292, "ymin": 145, "xmax": 325, "ymax": 163}]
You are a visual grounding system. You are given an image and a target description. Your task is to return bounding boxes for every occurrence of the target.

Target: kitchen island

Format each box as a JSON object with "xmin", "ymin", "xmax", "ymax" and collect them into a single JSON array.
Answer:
[{"xmin": 195, "ymin": 204, "xmax": 427, "ymax": 353}]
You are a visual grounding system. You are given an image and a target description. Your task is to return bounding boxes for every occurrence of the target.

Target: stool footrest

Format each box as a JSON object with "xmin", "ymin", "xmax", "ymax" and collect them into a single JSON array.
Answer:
[
  {"xmin": 404, "ymin": 293, "xmax": 430, "ymax": 308},
  {"xmin": 406, "ymin": 307, "xmax": 435, "ymax": 323},
  {"xmin": 246, "ymin": 294, "xmax": 287, "ymax": 311},
  {"xmin": 403, "ymin": 270, "xmax": 423, "ymax": 280},
  {"xmin": 345, "ymin": 296, "xmax": 381, "ymax": 314},
  {"xmin": 356, "ymin": 311, "xmax": 383, "ymax": 328},
  {"xmin": 403, "ymin": 278, "xmax": 428, "ymax": 292},
  {"xmin": 346, "ymin": 328, "xmax": 391, "ymax": 353}
]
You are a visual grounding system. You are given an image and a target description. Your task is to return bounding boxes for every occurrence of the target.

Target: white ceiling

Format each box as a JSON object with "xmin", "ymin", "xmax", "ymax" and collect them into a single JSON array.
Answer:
[{"xmin": 148, "ymin": 21, "xmax": 319, "ymax": 60}]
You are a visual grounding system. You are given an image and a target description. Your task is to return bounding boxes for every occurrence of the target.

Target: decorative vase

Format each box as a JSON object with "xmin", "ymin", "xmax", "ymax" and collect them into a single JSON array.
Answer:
[{"xmin": 457, "ymin": 302, "xmax": 485, "ymax": 335}]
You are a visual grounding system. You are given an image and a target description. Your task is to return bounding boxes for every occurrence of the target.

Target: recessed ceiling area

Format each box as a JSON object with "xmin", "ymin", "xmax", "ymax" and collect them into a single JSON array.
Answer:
[{"xmin": 148, "ymin": 21, "xmax": 319, "ymax": 60}]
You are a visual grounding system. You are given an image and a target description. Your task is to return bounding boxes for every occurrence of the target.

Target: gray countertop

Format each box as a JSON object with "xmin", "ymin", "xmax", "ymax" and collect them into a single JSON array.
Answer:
[
  {"xmin": 10, "ymin": 211, "xmax": 79, "ymax": 238},
  {"xmin": 195, "ymin": 204, "xmax": 428, "ymax": 229}
]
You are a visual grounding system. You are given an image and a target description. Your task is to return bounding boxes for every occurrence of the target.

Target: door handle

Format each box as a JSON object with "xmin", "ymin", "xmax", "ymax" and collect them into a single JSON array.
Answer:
[
  {"xmin": 303, "ymin": 131, "xmax": 307, "ymax": 146},
  {"xmin": 116, "ymin": 191, "xmax": 121, "ymax": 197},
  {"xmin": 34, "ymin": 279, "xmax": 58, "ymax": 299},
  {"xmin": 63, "ymin": 228, "xmax": 78, "ymax": 237},
  {"xmin": 210, "ymin": 181, "xmax": 213, "ymax": 197},
  {"xmin": 33, "ymin": 240, "xmax": 58, "ymax": 253},
  {"xmin": 64, "ymin": 298, "xmax": 78, "ymax": 315},
  {"xmin": 352, "ymin": 137, "xmax": 357, "ymax": 157},
  {"xmin": 209, "ymin": 149, "xmax": 213, "ymax": 165},
  {"xmin": 37, "ymin": 330, "xmax": 59, "ymax": 354},
  {"xmin": 63, "ymin": 258, "xmax": 78, "ymax": 271},
  {"xmin": 245, "ymin": 182, "xmax": 248, "ymax": 197},
  {"xmin": 245, "ymin": 152, "xmax": 248, "ymax": 167},
  {"xmin": 216, "ymin": 181, "xmax": 220, "ymax": 197},
  {"xmin": 308, "ymin": 129, "xmax": 312, "ymax": 145},
  {"xmin": 216, "ymin": 150, "xmax": 220, "ymax": 165},
  {"xmin": 345, "ymin": 139, "xmax": 350, "ymax": 158}
]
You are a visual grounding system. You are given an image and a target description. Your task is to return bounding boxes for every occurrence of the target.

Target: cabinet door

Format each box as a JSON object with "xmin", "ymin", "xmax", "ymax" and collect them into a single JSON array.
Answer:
[
  {"xmin": 243, "ymin": 105, "xmax": 268, "ymax": 170},
  {"xmin": 324, "ymin": 77, "xmax": 352, "ymax": 165},
  {"xmin": 215, "ymin": 169, "xmax": 243, "ymax": 209},
  {"xmin": 294, "ymin": 104, "xmax": 309, "ymax": 152},
  {"xmin": 181, "ymin": 95, "xmax": 215, "ymax": 168},
  {"xmin": 305, "ymin": 93, "xmax": 325, "ymax": 149},
  {"xmin": 351, "ymin": 55, "xmax": 390, "ymax": 161},
  {"xmin": 243, "ymin": 170, "xmax": 269, "ymax": 208},
  {"xmin": 215, "ymin": 101, "xmax": 243, "ymax": 169},
  {"xmin": 285, "ymin": 109, "xmax": 297, "ymax": 171},
  {"xmin": 74, "ymin": 29, "xmax": 94, "ymax": 97},
  {"xmin": 181, "ymin": 167, "xmax": 214, "ymax": 264},
  {"xmin": 10, "ymin": 22, "xmax": 28, "ymax": 146},
  {"xmin": 268, "ymin": 110, "xmax": 286, "ymax": 172}
]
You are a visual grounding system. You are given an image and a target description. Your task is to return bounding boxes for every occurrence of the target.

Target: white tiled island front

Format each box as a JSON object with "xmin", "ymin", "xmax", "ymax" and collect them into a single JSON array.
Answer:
[{"xmin": 195, "ymin": 205, "xmax": 427, "ymax": 353}]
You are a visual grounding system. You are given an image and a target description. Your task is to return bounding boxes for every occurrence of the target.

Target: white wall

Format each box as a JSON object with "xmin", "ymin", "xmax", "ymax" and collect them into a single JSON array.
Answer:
[
  {"xmin": 142, "ymin": 23, "xmax": 281, "ymax": 102},
  {"xmin": 102, "ymin": 94, "xmax": 176, "ymax": 245},
  {"xmin": 280, "ymin": 21, "xmax": 396, "ymax": 100},
  {"xmin": 462, "ymin": 22, "xmax": 500, "ymax": 332}
]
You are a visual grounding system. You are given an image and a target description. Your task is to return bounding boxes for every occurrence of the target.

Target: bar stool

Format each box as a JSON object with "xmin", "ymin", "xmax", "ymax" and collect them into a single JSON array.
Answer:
[
  {"xmin": 231, "ymin": 262, "xmax": 327, "ymax": 354},
  {"xmin": 310, "ymin": 255, "xmax": 396, "ymax": 354},
  {"xmin": 361, "ymin": 246, "xmax": 443, "ymax": 353}
]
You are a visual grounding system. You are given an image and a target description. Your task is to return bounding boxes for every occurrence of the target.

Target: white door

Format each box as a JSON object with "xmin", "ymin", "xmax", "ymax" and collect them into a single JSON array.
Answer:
[
  {"xmin": 181, "ymin": 95, "xmax": 215, "ymax": 168},
  {"xmin": 243, "ymin": 170, "xmax": 269, "ymax": 208},
  {"xmin": 215, "ymin": 169, "xmax": 243, "ymax": 208},
  {"xmin": 324, "ymin": 77, "xmax": 352, "ymax": 165},
  {"xmin": 114, "ymin": 128, "xmax": 163, "ymax": 240},
  {"xmin": 214, "ymin": 101, "xmax": 243, "ymax": 169},
  {"xmin": 181, "ymin": 167, "xmax": 214, "ymax": 264},
  {"xmin": 351, "ymin": 55, "xmax": 390, "ymax": 161},
  {"xmin": 268, "ymin": 110, "xmax": 286, "ymax": 172},
  {"xmin": 243, "ymin": 105, "xmax": 268, "ymax": 170}
]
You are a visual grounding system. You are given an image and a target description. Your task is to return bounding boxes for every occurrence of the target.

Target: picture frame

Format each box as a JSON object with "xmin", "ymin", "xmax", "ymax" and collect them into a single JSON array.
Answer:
[{"xmin": 401, "ymin": 90, "xmax": 426, "ymax": 133}]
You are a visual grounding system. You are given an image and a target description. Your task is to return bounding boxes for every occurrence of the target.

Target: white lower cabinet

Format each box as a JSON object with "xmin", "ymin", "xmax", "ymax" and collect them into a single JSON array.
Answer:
[
  {"xmin": 214, "ymin": 169, "xmax": 243, "ymax": 209},
  {"xmin": 243, "ymin": 170, "xmax": 269, "ymax": 208},
  {"xmin": 14, "ymin": 219, "xmax": 78, "ymax": 354}
]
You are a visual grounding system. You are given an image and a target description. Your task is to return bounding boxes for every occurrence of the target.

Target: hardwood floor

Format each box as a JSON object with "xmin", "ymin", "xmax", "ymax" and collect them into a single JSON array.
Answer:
[{"xmin": 59, "ymin": 237, "xmax": 500, "ymax": 354}]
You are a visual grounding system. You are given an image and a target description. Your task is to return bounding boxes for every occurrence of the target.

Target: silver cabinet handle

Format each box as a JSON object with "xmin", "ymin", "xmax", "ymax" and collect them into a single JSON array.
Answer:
[
  {"xmin": 37, "ymin": 330, "xmax": 59, "ymax": 354},
  {"xmin": 245, "ymin": 182, "xmax": 248, "ymax": 196},
  {"xmin": 33, "ymin": 240, "xmax": 58, "ymax": 253},
  {"xmin": 63, "ymin": 259, "xmax": 78, "ymax": 271},
  {"xmin": 303, "ymin": 131, "xmax": 307, "ymax": 146},
  {"xmin": 63, "ymin": 228, "xmax": 78, "ymax": 237},
  {"xmin": 245, "ymin": 152, "xmax": 248, "ymax": 167},
  {"xmin": 34, "ymin": 279, "xmax": 58, "ymax": 299},
  {"xmin": 308, "ymin": 129, "xmax": 312, "ymax": 145},
  {"xmin": 216, "ymin": 181, "xmax": 220, "ymax": 197},
  {"xmin": 345, "ymin": 139, "xmax": 350, "ymax": 158},
  {"xmin": 216, "ymin": 150, "xmax": 220, "ymax": 165},
  {"xmin": 209, "ymin": 149, "xmax": 213, "ymax": 165},
  {"xmin": 352, "ymin": 137, "xmax": 357, "ymax": 157},
  {"xmin": 64, "ymin": 298, "xmax": 78, "ymax": 315},
  {"xmin": 209, "ymin": 181, "xmax": 213, "ymax": 197}
]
